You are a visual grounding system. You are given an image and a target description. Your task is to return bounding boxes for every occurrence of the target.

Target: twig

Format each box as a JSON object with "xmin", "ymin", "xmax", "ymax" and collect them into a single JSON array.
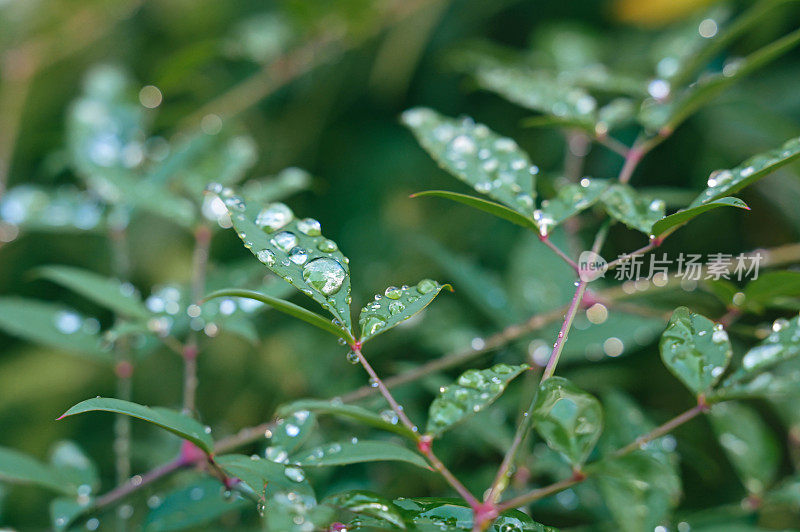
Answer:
[
  {"xmin": 539, "ymin": 235, "xmax": 579, "ymax": 272},
  {"xmin": 183, "ymin": 225, "xmax": 212, "ymax": 415},
  {"xmin": 93, "ymin": 458, "xmax": 186, "ymax": 510}
]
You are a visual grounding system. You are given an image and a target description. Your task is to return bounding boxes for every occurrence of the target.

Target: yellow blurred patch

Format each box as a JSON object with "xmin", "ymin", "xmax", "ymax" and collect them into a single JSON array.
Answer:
[{"xmin": 613, "ymin": 0, "xmax": 717, "ymax": 26}]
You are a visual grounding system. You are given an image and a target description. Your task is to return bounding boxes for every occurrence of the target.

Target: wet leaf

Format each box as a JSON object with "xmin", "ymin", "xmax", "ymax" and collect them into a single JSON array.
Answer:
[
  {"xmin": 216, "ymin": 190, "xmax": 353, "ymax": 331},
  {"xmin": 49, "ymin": 441, "xmax": 99, "ymax": 491},
  {"xmin": 143, "ymin": 478, "xmax": 249, "ymax": 532},
  {"xmin": 0, "ymin": 297, "xmax": 110, "ymax": 363},
  {"xmin": 265, "ymin": 409, "xmax": 317, "ymax": 462},
  {"xmin": 216, "ymin": 454, "xmax": 315, "ymax": 499},
  {"xmin": 50, "ymin": 498, "xmax": 86, "ymax": 531},
  {"xmin": 533, "ymin": 376, "xmax": 603, "ymax": 467},
  {"xmin": 324, "ymin": 490, "xmax": 406, "ymax": 529},
  {"xmin": 651, "ymin": 197, "xmax": 750, "ymax": 238},
  {"xmin": 204, "ymin": 288, "xmax": 353, "ymax": 343},
  {"xmin": 392, "ymin": 498, "xmax": 557, "ymax": 531},
  {"xmin": 744, "ymin": 272, "xmax": 800, "ymax": 312},
  {"xmin": 411, "ymin": 190, "xmax": 537, "ymax": 230},
  {"xmin": 263, "ymin": 489, "xmax": 334, "ymax": 532},
  {"xmin": 291, "ymin": 440, "xmax": 429, "ymax": 470},
  {"xmin": 690, "ymin": 136, "xmax": 800, "ymax": 208},
  {"xmin": 721, "ymin": 315, "xmax": 800, "ymax": 386},
  {"xmin": 425, "ymin": 364, "xmax": 528, "ymax": 436},
  {"xmin": 0, "ymin": 185, "xmax": 106, "ymax": 233},
  {"xmin": 659, "ymin": 307, "xmax": 732, "ymax": 394},
  {"xmin": 277, "ymin": 399, "xmax": 417, "ymax": 440},
  {"xmin": 0, "ymin": 446, "xmax": 75, "ymax": 494},
  {"xmin": 35, "ymin": 265, "xmax": 150, "ymax": 319},
  {"xmin": 537, "ymin": 179, "xmax": 609, "ymax": 236},
  {"xmin": 58, "ymin": 397, "xmax": 214, "ymax": 453},
  {"xmin": 358, "ymin": 280, "xmax": 451, "ymax": 343},
  {"xmin": 709, "ymin": 402, "xmax": 780, "ymax": 494},
  {"xmin": 401, "ymin": 108, "xmax": 537, "ymax": 216},
  {"xmin": 592, "ymin": 452, "xmax": 681, "ymax": 532},
  {"xmin": 600, "ymin": 184, "xmax": 665, "ymax": 235}
]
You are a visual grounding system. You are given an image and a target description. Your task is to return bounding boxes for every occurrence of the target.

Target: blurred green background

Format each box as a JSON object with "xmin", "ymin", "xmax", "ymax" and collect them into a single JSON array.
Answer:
[{"xmin": 3, "ymin": 0, "xmax": 800, "ymax": 529}]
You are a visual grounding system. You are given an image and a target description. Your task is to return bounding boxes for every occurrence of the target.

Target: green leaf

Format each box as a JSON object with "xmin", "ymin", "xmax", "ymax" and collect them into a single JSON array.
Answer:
[
  {"xmin": 411, "ymin": 190, "xmax": 537, "ymax": 230},
  {"xmin": 425, "ymin": 364, "xmax": 528, "ymax": 436},
  {"xmin": 392, "ymin": 498, "xmax": 557, "ymax": 531},
  {"xmin": 240, "ymin": 167, "xmax": 312, "ymax": 204},
  {"xmin": 401, "ymin": 108, "xmax": 537, "ymax": 216},
  {"xmin": 215, "ymin": 191, "xmax": 353, "ymax": 331},
  {"xmin": 659, "ymin": 307, "xmax": 732, "ymax": 394},
  {"xmin": 324, "ymin": 490, "xmax": 407, "ymax": 529},
  {"xmin": 265, "ymin": 409, "xmax": 317, "ymax": 462},
  {"xmin": 744, "ymin": 272, "xmax": 800, "ymax": 311},
  {"xmin": 263, "ymin": 490, "xmax": 333, "ymax": 532},
  {"xmin": 651, "ymin": 197, "xmax": 750, "ymax": 238},
  {"xmin": 592, "ymin": 452, "xmax": 681, "ymax": 532},
  {"xmin": 721, "ymin": 315, "xmax": 800, "ymax": 387},
  {"xmin": 358, "ymin": 280, "xmax": 451, "ymax": 343},
  {"xmin": 600, "ymin": 184, "xmax": 665, "ymax": 235},
  {"xmin": 204, "ymin": 289, "xmax": 353, "ymax": 343},
  {"xmin": 215, "ymin": 454, "xmax": 315, "ymax": 500},
  {"xmin": 143, "ymin": 478, "xmax": 249, "ymax": 532},
  {"xmin": 532, "ymin": 377, "xmax": 603, "ymax": 467},
  {"xmin": 690, "ymin": 136, "xmax": 800, "ymax": 208},
  {"xmin": 0, "ymin": 446, "xmax": 74, "ymax": 494},
  {"xmin": 0, "ymin": 297, "xmax": 110, "ymax": 363},
  {"xmin": 58, "ymin": 397, "xmax": 214, "ymax": 453},
  {"xmin": 0, "ymin": 185, "xmax": 106, "ymax": 233},
  {"xmin": 535, "ymin": 179, "xmax": 609, "ymax": 236},
  {"xmin": 49, "ymin": 441, "xmax": 99, "ymax": 491},
  {"xmin": 291, "ymin": 440, "xmax": 429, "ymax": 470},
  {"xmin": 277, "ymin": 399, "xmax": 417, "ymax": 440},
  {"xmin": 709, "ymin": 402, "xmax": 780, "ymax": 494},
  {"xmin": 50, "ymin": 498, "xmax": 86, "ymax": 531},
  {"xmin": 35, "ymin": 265, "xmax": 150, "ymax": 319}
]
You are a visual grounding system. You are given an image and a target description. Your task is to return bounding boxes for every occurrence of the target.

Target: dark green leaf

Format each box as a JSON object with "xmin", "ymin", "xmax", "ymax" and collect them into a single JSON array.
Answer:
[
  {"xmin": 50, "ymin": 498, "xmax": 86, "ymax": 531},
  {"xmin": 601, "ymin": 184, "xmax": 665, "ymax": 235},
  {"xmin": 277, "ymin": 399, "xmax": 417, "ymax": 440},
  {"xmin": 0, "ymin": 446, "xmax": 74, "ymax": 494},
  {"xmin": 0, "ymin": 297, "xmax": 110, "ymax": 363},
  {"xmin": 392, "ymin": 498, "xmax": 557, "ymax": 531},
  {"xmin": 651, "ymin": 197, "xmax": 750, "ymax": 238},
  {"xmin": 263, "ymin": 489, "xmax": 334, "ymax": 532},
  {"xmin": 324, "ymin": 490, "xmax": 407, "ymax": 529},
  {"xmin": 536, "ymin": 179, "xmax": 609, "ymax": 236},
  {"xmin": 744, "ymin": 272, "xmax": 800, "ymax": 311},
  {"xmin": 411, "ymin": 190, "xmax": 536, "ymax": 229},
  {"xmin": 204, "ymin": 289, "xmax": 353, "ymax": 343},
  {"xmin": 58, "ymin": 397, "xmax": 214, "ymax": 453},
  {"xmin": 721, "ymin": 315, "xmax": 800, "ymax": 387},
  {"xmin": 533, "ymin": 376, "xmax": 603, "ymax": 467},
  {"xmin": 426, "ymin": 364, "xmax": 528, "ymax": 436},
  {"xmin": 659, "ymin": 307, "xmax": 732, "ymax": 394},
  {"xmin": 143, "ymin": 478, "xmax": 249, "ymax": 532},
  {"xmin": 291, "ymin": 440, "xmax": 429, "ymax": 470},
  {"xmin": 35, "ymin": 265, "xmax": 150, "ymax": 319},
  {"xmin": 401, "ymin": 108, "xmax": 537, "ymax": 216},
  {"xmin": 358, "ymin": 280, "xmax": 452, "ymax": 343},
  {"xmin": 709, "ymin": 402, "xmax": 780, "ymax": 494}
]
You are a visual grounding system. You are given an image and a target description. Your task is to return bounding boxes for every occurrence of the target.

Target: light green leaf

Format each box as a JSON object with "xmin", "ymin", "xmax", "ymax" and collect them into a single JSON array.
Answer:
[
  {"xmin": 401, "ymin": 108, "xmax": 537, "ymax": 216},
  {"xmin": 411, "ymin": 190, "xmax": 537, "ymax": 229},
  {"xmin": 0, "ymin": 297, "xmax": 110, "ymax": 363},
  {"xmin": 204, "ymin": 289, "xmax": 353, "ymax": 343},
  {"xmin": 601, "ymin": 184, "xmax": 665, "ymax": 235},
  {"xmin": 324, "ymin": 490, "xmax": 407, "ymax": 529},
  {"xmin": 0, "ymin": 185, "xmax": 106, "ymax": 233},
  {"xmin": 690, "ymin": 136, "xmax": 800, "ymax": 208},
  {"xmin": 291, "ymin": 440, "xmax": 429, "ymax": 470},
  {"xmin": 532, "ymin": 376, "xmax": 603, "ymax": 467},
  {"xmin": 50, "ymin": 498, "xmax": 86, "ymax": 531},
  {"xmin": 358, "ymin": 280, "xmax": 451, "ymax": 343},
  {"xmin": 215, "ymin": 191, "xmax": 352, "ymax": 331},
  {"xmin": 35, "ymin": 265, "xmax": 149, "ymax": 319},
  {"xmin": 240, "ymin": 167, "xmax": 312, "ymax": 204},
  {"xmin": 722, "ymin": 315, "xmax": 800, "ymax": 385},
  {"xmin": 49, "ymin": 441, "xmax": 99, "ymax": 491},
  {"xmin": 143, "ymin": 478, "xmax": 249, "ymax": 532},
  {"xmin": 277, "ymin": 399, "xmax": 417, "ymax": 440},
  {"xmin": 0, "ymin": 446, "xmax": 74, "ymax": 494},
  {"xmin": 536, "ymin": 179, "xmax": 609, "ymax": 236},
  {"xmin": 426, "ymin": 364, "xmax": 528, "ymax": 436},
  {"xmin": 265, "ymin": 409, "xmax": 317, "ymax": 462},
  {"xmin": 216, "ymin": 454, "xmax": 315, "ymax": 500},
  {"xmin": 651, "ymin": 197, "xmax": 750, "ymax": 238},
  {"xmin": 709, "ymin": 402, "xmax": 780, "ymax": 494},
  {"xmin": 659, "ymin": 307, "xmax": 732, "ymax": 394},
  {"xmin": 592, "ymin": 452, "xmax": 681, "ymax": 532},
  {"xmin": 744, "ymin": 272, "xmax": 800, "ymax": 311},
  {"xmin": 58, "ymin": 398, "xmax": 213, "ymax": 453}
]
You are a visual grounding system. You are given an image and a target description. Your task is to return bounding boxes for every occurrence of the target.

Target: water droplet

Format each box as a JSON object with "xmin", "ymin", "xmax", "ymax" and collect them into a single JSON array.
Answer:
[
  {"xmin": 55, "ymin": 311, "xmax": 82, "ymax": 334},
  {"xmin": 380, "ymin": 409, "xmax": 399, "ymax": 424},
  {"xmin": 256, "ymin": 249, "xmax": 276, "ymax": 266},
  {"xmin": 346, "ymin": 351, "xmax": 360, "ymax": 364},
  {"xmin": 384, "ymin": 286, "xmax": 402, "ymax": 299},
  {"xmin": 288, "ymin": 247, "xmax": 309, "ymax": 264},
  {"xmin": 416, "ymin": 279, "xmax": 436, "ymax": 294},
  {"xmin": 388, "ymin": 301, "xmax": 405, "ymax": 315},
  {"xmin": 297, "ymin": 218, "xmax": 321, "ymax": 236},
  {"xmin": 256, "ymin": 203, "xmax": 293, "ymax": 232},
  {"xmin": 272, "ymin": 231, "xmax": 298, "ymax": 252},
  {"xmin": 317, "ymin": 239, "xmax": 338, "ymax": 253},
  {"xmin": 285, "ymin": 423, "xmax": 300, "ymax": 437},
  {"xmin": 301, "ymin": 257, "xmax": 347, "ymax": 295},
  {"xmin": 360, "ymin": 314, "xmax": 386, "ymax": 336},
  {"xmin": 284, "ymin": 467, "xmax": 306, "ymax": 482}
]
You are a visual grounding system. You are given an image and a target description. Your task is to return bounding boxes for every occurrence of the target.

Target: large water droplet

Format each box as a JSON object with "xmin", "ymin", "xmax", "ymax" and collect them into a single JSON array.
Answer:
[
  {"xmin": 256, "ymin": 249, "xmax": 275, "ymax": 266},
  {"xmin": 272, "ymin": 231, "xmax": 298, "ymax": 252},
  {"xmin": 256, "ymin": 203, "xmax": 293, "ymax": 232},
  {"xmin": 297, "ymin": 218, "xmax": 321, "ymax": 236},
  {"xmin": 55, "ymin": 311, "xmax": 82, "ymax": 334},
  {"xmin": 288, "ymin": 247, "xmax": 309, "ymax": 265},
  {"xmin": 302, "ymin": 258, "xmax": 346, "ymax": 295},
  {"xmin": 317, "ymin": 239, "xmax": 338, "ymax": 253},
  {"xmin": 384, "ymin": 286, "xmax": 401, "ymax": 300},
  {"xmin": 416, "ymin": 279, "xmax": 436, "ymax": 295},
  {"xmin": 284, "ymin": 467, "xmax": 305, "ymax": 482}
]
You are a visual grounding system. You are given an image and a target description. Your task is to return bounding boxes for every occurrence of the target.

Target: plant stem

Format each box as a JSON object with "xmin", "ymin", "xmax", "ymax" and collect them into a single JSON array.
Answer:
[
  {"xmin": 539, "ymin": 236, "xmax": 579, "ymax": 272},
  {"xmin": 352, "ymin": 346, "xmax": 417, "ymax": 434},
  {"xmin": 183, "ymin": 224, "xmax": 211, "ymax": 415},
  {"xmin": 94, "ymin": 458, "xmax": 186, "ymax": 511},
  {"xmin": 605, "ymin": 238, "xmax": 663, "ymax": 270}
]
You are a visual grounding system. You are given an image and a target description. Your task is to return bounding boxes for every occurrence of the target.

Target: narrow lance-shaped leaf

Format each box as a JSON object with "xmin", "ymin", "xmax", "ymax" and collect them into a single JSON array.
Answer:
[
  {"xmin": 709, "ymin": 402, "xmax": 780, "ymax": 494},
  {"xmin": 214, "ymin": 188, "xmax": 353, "ymax": 331},
  {"xmin": 535, "ymin": 178, "xmax": 609, "ymax": 236},
  {"xmin": 35, "ymin": 265, "xmax": 150, "ymax": 319},
  {"xmin": 58, "ymin": 397, "xmax": 214, "ymax": 453},
  {"xmin": 0, "ymin": 446, "xmax": 75, "ymax": 494},
  {"xmin": 277, "ymin": 399, "xmax": 417, "ymax": 440},
  {"xmin": 51, "ymin": 499, "xmax": 86, "ymax": 532},
  {"xmin": 0, "ymin": 297, "xmax": 110, "ymax": 363},
  {"xmin": 659, "ymin": 307, "xmax": 732, "ymax": 395},
  {"xmin": 411, "ymin": 190, "xmax": 537, "ymax": 230},
  {"xmin": 651, "ymin": 197, "xmax": 750, "ymax": 238},
  {"xmin": 204, "ymin": 288, "xmax": 354, "ymax": 344},
  {"xmin": 359, "ymin": 280, "xmax": 452, "ymax": 343},
  {"xmin": 426, "ymin": 364, "xmax": 528, "ymax": 436},
  {"xmin": 690, "ymin": 136, "xmax": 800, "ymax": 208},
  {"xmin": 401, "ymin": 108, "xmax": 537, "ymax": 217},
  {"xmin": 291, "ymin": 440, "xmax": 430, "ymax": 470},
  {"xmin": 600, "ymin": 184, "xmax": 665, "ymax": 235},
  {"xmin": 323, "ymin": 490, "xmax": 407, "ymax": 530},
  {"xmin": 532, "ymin": 376, "xmax": 603, "ymax": 468},
  {"xmin": 143, "ymin": 478, "xmax": 249, "ymax": 532}
]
